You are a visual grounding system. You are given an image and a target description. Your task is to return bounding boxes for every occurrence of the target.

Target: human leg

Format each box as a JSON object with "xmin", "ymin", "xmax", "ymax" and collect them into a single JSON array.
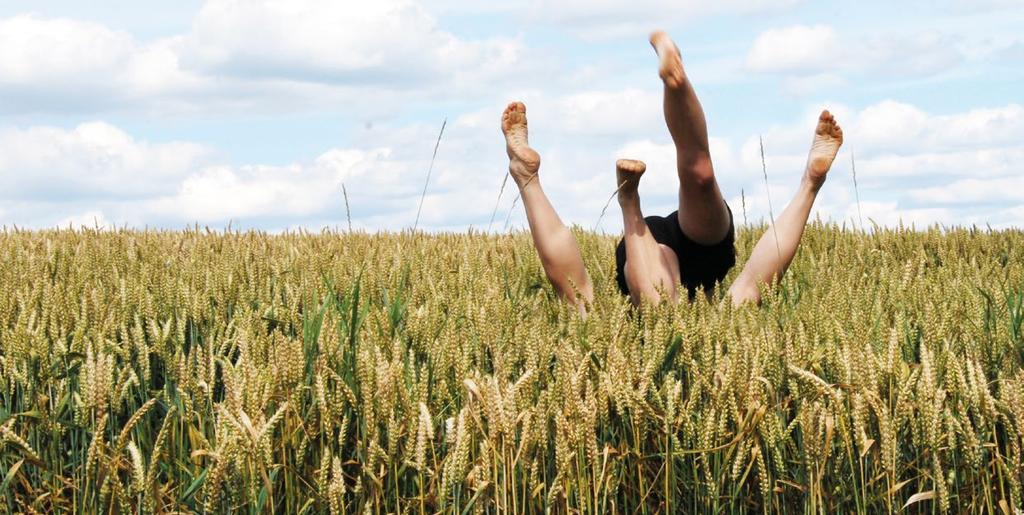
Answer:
[
  {"xmin": 649, "ymin": 30, "xmax": 731, "ymax": 245},
  {"xmin": 502, "ymin": 101, "xmax": 594, "ymax": 309},
  {"xmin": 728, "ymin": 110, "xmax": 844, "ymax": 306},
  {"xmin": 616, "ymin": 159, "xmax": 680, "ymax": 305}
]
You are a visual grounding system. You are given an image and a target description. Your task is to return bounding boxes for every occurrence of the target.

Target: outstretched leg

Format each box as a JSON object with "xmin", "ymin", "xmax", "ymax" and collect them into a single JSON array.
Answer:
[
  {"xmin": 502, "ymin": 101, "xmax": 594, "ymax": 310},
  {"xmin": 616, "ymin": 159, "xmax": 680, "ymax": 305},
  {"xmin": 650, "ymin": 30, "xmax": 731, "ymax": 245},
  {"xmin": 728, "ymin": 110, "xmax": 844, "ymax": 306}
]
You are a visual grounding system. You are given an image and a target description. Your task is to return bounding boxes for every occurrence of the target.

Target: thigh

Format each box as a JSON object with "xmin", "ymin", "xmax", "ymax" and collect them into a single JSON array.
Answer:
[
  {"xmin": 615, "ymin": 218, "xmax": 682, "ymax": 303},
  {"xmin": 621, "ymin": 248, "xmax": 680, "ymax": 304},
  {"xmin": 676, "ymin": 181, "xmax": 732, "ymax": 246}
]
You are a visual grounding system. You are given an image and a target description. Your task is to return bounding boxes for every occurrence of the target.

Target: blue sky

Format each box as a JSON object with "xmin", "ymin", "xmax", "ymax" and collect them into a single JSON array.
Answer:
[{"xmin": 0, "ymin": 0, "xmax": 1021, "ymax": 232}]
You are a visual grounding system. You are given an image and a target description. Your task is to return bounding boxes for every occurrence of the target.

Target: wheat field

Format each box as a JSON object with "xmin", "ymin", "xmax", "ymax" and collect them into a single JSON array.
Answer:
[{"xmin": 0, "ymin": 223, "xmax": 1022, "ymax": 513}]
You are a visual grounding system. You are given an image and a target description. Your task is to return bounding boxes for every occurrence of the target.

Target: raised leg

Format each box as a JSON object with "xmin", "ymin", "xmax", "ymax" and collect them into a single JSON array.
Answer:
[
  {"xmin": 650, "ymin": 30, "xmax": 731, "ymax": 245},
  {"xmin": 729, "ymin": 110, "xmax": 844, "ymax": 306},
  {"xmin": 502, "ymin": 101, "xmax": 594, "ymax": 310},
  {"xmin": 617, "ymin": 159, "xmax": 680, "ymax": 305}
]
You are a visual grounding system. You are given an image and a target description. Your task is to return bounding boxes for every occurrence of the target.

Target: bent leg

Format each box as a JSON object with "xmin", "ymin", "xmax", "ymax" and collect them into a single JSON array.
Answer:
[
  {"xmin": 616, "ymin": 159, "xmax": 680, "ymax": 305},
  {"xmin": 502, "ymin": 102, "xmax": 593, "ymax": 310},
  {"xmin": 650, "ymin": 30, "xmax": 731, "ymax": 245},
  {"xmin": 729, "ymin": 110, "xmax": 844, "ymax": 306}
]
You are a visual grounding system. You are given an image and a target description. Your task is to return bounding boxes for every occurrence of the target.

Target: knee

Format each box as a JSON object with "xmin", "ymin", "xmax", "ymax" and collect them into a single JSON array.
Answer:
[{"xmin": 679, "ymin": 153, "xmax": 716, "ymax": 190}]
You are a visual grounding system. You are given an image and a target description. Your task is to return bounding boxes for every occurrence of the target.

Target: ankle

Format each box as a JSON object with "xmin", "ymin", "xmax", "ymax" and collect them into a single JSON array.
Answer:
[
  {"xmin": 801, "ymin": 173, "xmax": 825, "ymax": 194},
  {"xmin": 617, "ymin": 188, "xmax": 640, "ymax": 207},
  {"xmin": 517, "ymin": 175, "xmax": 541, "ymax": 194}
]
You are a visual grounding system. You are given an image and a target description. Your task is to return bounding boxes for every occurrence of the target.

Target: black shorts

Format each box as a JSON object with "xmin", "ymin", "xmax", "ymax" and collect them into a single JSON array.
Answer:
[{"xmin": 615, "ymin": 205, "xmax": 736, "ymax": 300}]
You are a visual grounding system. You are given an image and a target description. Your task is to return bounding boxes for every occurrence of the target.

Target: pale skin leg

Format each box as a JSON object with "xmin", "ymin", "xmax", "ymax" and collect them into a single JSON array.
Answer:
[
  {"xmin": 616, "ymin": 159, "xmax": 680, "ymax": 305},
  {"xmin": 501, "ymin": 101, "xmax": 594, "ymax": 311},
  {"xmin": 650, "ymin": 31, "xmax": 731, "ymax": 245},
  {"xmin": 728, "ymin": 110, "xmax": 844, "ymax": 306}
]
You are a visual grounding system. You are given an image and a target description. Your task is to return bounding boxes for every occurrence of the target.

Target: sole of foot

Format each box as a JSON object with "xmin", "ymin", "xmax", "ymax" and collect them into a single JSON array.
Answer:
[
  {"xmin": 806, "ymin": 110, "xmax": 844, "ymax": 188},
  {"xmin": 501, "ymin": 101, "xmax": 540, "ymax": 188},
  {"xmin": 649, "ymin": 30, "xmax": 684, "ymax": 89},
  {"xmin": 616, "ymin": 159, "xmax": 647, "ymax": 197}
]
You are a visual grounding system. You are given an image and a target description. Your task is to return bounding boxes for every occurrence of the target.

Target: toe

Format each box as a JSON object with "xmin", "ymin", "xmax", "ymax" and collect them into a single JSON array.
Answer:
[{"xmin": 820, "ymin": 110, "xmax": 830, "ymax": 120}]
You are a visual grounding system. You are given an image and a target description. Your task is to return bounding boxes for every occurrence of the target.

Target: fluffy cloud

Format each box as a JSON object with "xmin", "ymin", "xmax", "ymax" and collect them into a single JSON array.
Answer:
[
  {"xmin": 183, "ymin": 0, "xmax": 527, "ymax": 89},
  {"xmin": 745, "ymin": 24, "xmax": 964, "ymax": 91},
  {"xmin": 0, "ymin": 15, "xmax": 203, "ymax": 114},
  {"xmin": 520, "ymin": 0, "xmax": 802, "ymax": 39},
  {"xmin": 57, "ymin": 210, "xmax": 110, "ymax": 229},
  {"xmin": 847, "ymin": 201, "xmax": 955, "ymax": 229},
  {"xmin": 0, "ymin": 15, "xmax": 134, "ymax": 84},
  {"xmin": 723, "ymin": 100, "xmax": 1024, "ymax": 227},
  {"xmin": 0, "ymin": 2, "xmax": 1020, "ymax": 232},
  {"xmin": 908, "ymin": 176, "xmax": 1024, "ymax": 204},
  {"xmin": 0, "ymin": 122, "xmax": 210, "ymax": 200},
  {"xmin": 0, "ymin": 1, "xmax": 535, "ymax": 116},
  {"xmin": 746, "ymin": 25, "xmax": 841, "ymax": 73},
  {"xmin": 2, "ymin": 95, "xmax": 1022, "ymax": 232},
  {"xmin": 0, "ymin": 117, "xmax": 506, "ymax": 230},
  {"xmin": 544, "ymin": 89, "xmax": 663, "ymax": 137}
]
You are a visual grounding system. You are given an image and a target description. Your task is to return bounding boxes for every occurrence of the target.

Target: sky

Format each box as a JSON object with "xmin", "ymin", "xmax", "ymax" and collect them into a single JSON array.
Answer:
[{"xmin": 0, "ymin": 0, "xmax": 1021, "ymax": 233}]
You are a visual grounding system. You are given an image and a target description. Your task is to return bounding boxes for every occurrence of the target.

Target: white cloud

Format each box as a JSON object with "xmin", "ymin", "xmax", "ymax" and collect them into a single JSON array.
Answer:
[
  {"xmin": 182, "ymin": 0, "xmax": 526, "ymax": 89},
  {"xmin": 847, "ymin": 100, "xmax": 1024, "ymax": 157},
  {"xmin": 908, "ymin": 176, "xmax": 1024, "ymax": 204},
  {"xmin": 0, "ymin": 15, "xmax": 204, "ymax": 113},
  {"xmin": 521, "ymin": 0, "xmax": 802, "ymax": 39},
  {"xmin": 730, "ymin": 101, "xmax": 1024, "ymax": 179},
  {"xmin": 2, "ymin": 93, "xmax": 1022, "ymax": 232},
  {"xmin": 0, "ymin": 117, "xmax": 508, "ymax": 230},
  {"xmin": 0, "ymin": 15, "xmax": 135, "ymax": 84},
  {"xmin": 258, "ymin": 98, "xmax": 1024, "ymax": 231},
  {"xmin": 745, "ymin": 24, "xmax": 965, "ymax": 94},
  {"xmin": 746, "ymin": 25, "xmax": 841, "ymax": 73},
  {"xmin": 0, "ymin": 1, "xmax": 536, "ymax": 116},
  {"xmin": 858, "ymin": 30, "xmax": 961, "ymax": 76},
  {"xmin": 551, "ymin": 89, "xmax": 663, "ymax": 136},
  {"xmin": 850, "ymin": 201, "xmax": 955, "ymax": 229},
  {"xmin": 0, "ymin": 122, "xmax": 210, "ymax": 200},
  {"xmin": 720, "ymin": 100, "xmax": 1024, "ymax": 229},
  {"xmin": 782, "ymin": 73, "xmax": 846, "ymax": 96},
  {"xmin": 57, "ymin": 210, "xmax": 109, "ymax": 229},
  {"xmin": 152, "ymin": 148, "xmax": 414, "ymax": 223},
  {"xmin": 995, "ymin": 205, "xmax": 1024, "ymax": 230}
]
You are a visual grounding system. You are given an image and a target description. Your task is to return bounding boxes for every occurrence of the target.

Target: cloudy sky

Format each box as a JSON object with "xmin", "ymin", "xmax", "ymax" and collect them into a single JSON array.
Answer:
[{"xmin": 0, "ymin": 0, "xmax": 1021, "ymax": 232}]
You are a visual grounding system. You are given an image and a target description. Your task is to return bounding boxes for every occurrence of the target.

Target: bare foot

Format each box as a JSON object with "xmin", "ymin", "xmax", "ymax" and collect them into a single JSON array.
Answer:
[
  {"xmin": 650, "ymin": 30, "xmax": 685, "ymax": 89},
  {"xmin": 501, "ymin": 101, "xmax": 541, "ymax": 188},
  {"xmin": 805, "ymin": 110, "xmax": 844, "ymax": 189},
  {"xmin": 616, "ymin": 159, "xmax": 647, "ymax": 202}
]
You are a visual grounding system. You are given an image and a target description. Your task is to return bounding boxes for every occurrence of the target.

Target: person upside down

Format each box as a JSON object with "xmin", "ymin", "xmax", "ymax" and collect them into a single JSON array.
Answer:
[{"xmin": 501, "ymin": 30, "xmax": 844, "ymax": 313}]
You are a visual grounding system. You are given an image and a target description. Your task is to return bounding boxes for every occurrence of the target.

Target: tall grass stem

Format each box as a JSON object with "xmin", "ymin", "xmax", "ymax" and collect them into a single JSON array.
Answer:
[{"xmin": 414, "ymin": 118, "xmax": 447, "ymax": 231}]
